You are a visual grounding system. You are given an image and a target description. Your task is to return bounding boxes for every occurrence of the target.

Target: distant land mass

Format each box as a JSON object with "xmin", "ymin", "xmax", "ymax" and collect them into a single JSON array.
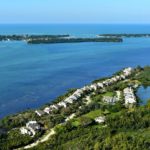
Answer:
[
  {"xmin": 1, "ymin": 34, "xmax": 150, "ymax": 44},
  {"xmin": 0, "ymin": 34, "xmax": 123, "ymax": 44},
  {"xmin": 98, "ymin": 33, "xmax": 150, "ymax": 38}
]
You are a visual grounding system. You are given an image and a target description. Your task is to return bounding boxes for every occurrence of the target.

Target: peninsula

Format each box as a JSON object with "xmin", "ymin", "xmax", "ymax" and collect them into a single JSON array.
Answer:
[{"xmin": 0, "ymin": 66, "xmax": 150, "ymax": 150}]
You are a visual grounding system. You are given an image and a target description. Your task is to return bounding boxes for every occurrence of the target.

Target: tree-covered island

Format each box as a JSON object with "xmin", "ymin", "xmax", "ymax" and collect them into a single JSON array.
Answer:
[
  {"xmin": 0, "ymin": 35, "xmax": 123, "ymax": 44},
  {"xmin": 1, "ymin": 34, "xmax": 150, "ymax": 45},
  {"xmin": 0, "ymin": 66, "xmax": 150, "ymax": 150}
]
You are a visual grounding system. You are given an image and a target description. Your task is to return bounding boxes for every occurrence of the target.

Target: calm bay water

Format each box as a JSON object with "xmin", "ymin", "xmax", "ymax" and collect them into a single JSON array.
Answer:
[{"xmin": 0, "ymin": 24, "xmax": 150, "ymax": 118}]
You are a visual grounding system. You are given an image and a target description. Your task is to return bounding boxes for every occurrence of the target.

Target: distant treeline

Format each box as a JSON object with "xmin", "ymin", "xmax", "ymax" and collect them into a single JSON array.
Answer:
[
  {"xmin": 0, "ymin": 34, "xmax": 123, "ymax": 44},
  {"xmin": 27, "ymin": 37, "xmax": 123, "ymax": 44},
  {"xmin": 99, "ymin": 34, "xmax": 150, "ymax": 38}
]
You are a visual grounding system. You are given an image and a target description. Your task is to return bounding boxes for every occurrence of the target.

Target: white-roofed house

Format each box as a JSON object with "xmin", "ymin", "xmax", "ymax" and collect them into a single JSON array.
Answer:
[
  {"xmin": 20, "ymin": 127, "xmax": 32, "ymax": 136},
  {"xmin": 44, "ymin": 107, "xmax": 51, "ymax": 114},
  {"xmin": 58, "ymin": 102, "xmax": 67, "ymax": 108},
  {"xmin": 82, "ymin": 86, "xmax": 91, "ymax": 92},
  {"xmin": 73, "ymin": 93, "xmax": 81, "ymax": 98},
  {"xmin": 35, "ymin": 110, "xmax": 45, "ymax": 117},
  {"xmin": 116, "ymin": 75, "xmax": 122, "ymax": 81},
  {"xmin": 26, "ymin": 121, "xmax": 41, "ymax": 136},
  {"xmin": 111, "ymin": 77, "xmax": 117, "ymax": 82},
  {"xmin": 123, "ymin": 67, "xmax": 133, "ymax": 76},
  {"xmin": 107, "ymin": 79, "xmax": 114, "ymax": 85},
  {"xmin": 69, "ymin": 95, "xmax": 78, "ymax": 101},
  {"xmin": 103, "ymin": 79, "xmax": 113, "ymax": 86},
  {"xmin": 90, "ymin": 84, "xmax": 98, "ymax": 90},
  {"xmin": 76, "ymin": 89, "xmax": 84, "ymax": 94},
  {"xmin": 97, "ymin": 82, "xmax": 104, "ymax": 88},
  {"xmin": 120, "ymin": 74, "xmax": 126, "ymax": 80},
  {"xmin": 95, "ymin": 116, "xmax": 105, "ymax": 124},
  {"xmin": 64, "ymin": 98, "xmax": 73, "ymax": 104},
  {"xmin": 50, "ymin": 105, "xmax": 58, "ymax": 110}
]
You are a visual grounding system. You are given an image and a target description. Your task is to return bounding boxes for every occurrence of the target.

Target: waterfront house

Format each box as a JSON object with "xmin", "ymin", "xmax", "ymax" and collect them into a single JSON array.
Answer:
[
  {"xmin": 120, "ymin": 74, "xmax": 126, "ymax": 80},
  {"xmin": 107, "ymin": 79, "xmax": 114, "ymax": 85},
  {"xmin": 102, "ymin": 81, "xmax": 108, "ymax": 86},
  {"xmin": 73, "ymin": 93, "xmax": 81, "ymax": 98},
  {"xmin": 58, "ymin": 102, "xmax": 67, "ymax": 108},
  {"xmin": 111, "ymin": 77, "xmax": 118, "ymax": 82},
  {"xmin": 116, "ymin": 75, "xmax": 121, "ymax": 81},
  {"xmin": 64, "ymin": 98, "xmax": 73, "ymax": 104},
  {"xmin": 35, "ymin": 110, "xmax": 45, "ymax": 117},
  {"xmin": 69, "ymin": 95, "xmax": 78, "ymax": 101},
  {"xmin": 109, "ymin": 78, "xmax": 115, "ymax": 84},
  {"xmin": 44, "ymin": 107, "xmax": 51, "ymax": 114},
  {"xmin": 76, "ymin": 89, "xmax": 84, "ymax": 94},
  {"xmin": 106, "ymin": 79, "xmax": 113, "ymax": 85},
  {"xmin": 75, "ymin": 89, "xmax": 82, "ymax": 94},
  {"xmin": 97, "ymin": 83, "xmax": 104, "ymax": 88},
  {"xmin": 82, "ymin": 86, "xmax": 91, "ymax": 92},
  {"xmin": 123, "ymin": 67, "xmax": 133, "ymax": 76},
  {"xmin": 50, "ymin": 105, "xmax": 58, "ymax": 110},
  {"xmin": 90, "ymin": 84, "xmax": 98, "ymax": 90}
]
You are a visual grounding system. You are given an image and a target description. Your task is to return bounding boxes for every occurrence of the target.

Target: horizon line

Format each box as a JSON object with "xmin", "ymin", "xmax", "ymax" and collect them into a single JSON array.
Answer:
[{"xmin": 1, "ymin": 22, "xmax": 150, "ymax": 25}]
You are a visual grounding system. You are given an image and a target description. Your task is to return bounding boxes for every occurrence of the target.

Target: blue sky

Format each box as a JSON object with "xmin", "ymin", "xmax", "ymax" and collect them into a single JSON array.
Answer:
[{"xmin": 0, "ymin": 0, "xmax": 150, "ymax": 24}]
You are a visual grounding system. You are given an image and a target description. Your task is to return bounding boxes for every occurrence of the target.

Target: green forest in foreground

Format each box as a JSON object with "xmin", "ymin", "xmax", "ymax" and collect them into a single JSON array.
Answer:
[{"xmin": 0, "ymin": 66, "xmax": 150, "ymax": 150}]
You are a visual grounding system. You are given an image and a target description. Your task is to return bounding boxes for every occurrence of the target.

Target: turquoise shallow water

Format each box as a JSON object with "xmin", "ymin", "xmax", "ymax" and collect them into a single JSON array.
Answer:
[{"xmin": 0, "ymin": 24, "xmax": 150, "ymax": 118}]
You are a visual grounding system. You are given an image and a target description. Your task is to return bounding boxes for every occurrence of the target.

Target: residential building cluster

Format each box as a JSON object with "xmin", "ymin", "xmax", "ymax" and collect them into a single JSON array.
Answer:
[
  {"xmin": 36, "ymin": 67, "xmax": 133, "ymax": 116},
  {"xmin": 20, "ymin": 121, "xmax": 41, "ymax": 136},
  {"xmin": 20, "ymin": 67, "xmax": 133, "ymax": 136},
  {"xmin": 102, "ymin": 91, "xmax": 121, "ymax": 104},
  {"xmin": 123, "ymin": 87, "xmax": 136, "ymax": 105}
]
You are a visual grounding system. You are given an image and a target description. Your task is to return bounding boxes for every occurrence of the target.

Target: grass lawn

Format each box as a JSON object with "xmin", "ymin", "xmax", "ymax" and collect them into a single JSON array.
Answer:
[
  {"xmin": 71, "ymin": 120, "xmax": 81, "ymax": 127},
  {"xmin": 71, "ymin": 109, "xmax": 102, "ymax": 127},
  {"xmin": 83, "ymin": 109, "xmax": 102, "ymax": 119},
  {"xmin": 103, "ymin": 92, "xmax": 115, "ymax": 97}
]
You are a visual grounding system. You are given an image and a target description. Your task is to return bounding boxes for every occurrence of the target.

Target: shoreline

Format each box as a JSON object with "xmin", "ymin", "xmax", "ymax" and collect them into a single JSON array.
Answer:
[
  {"xmin": 0, "ymin": 66, "xmax": 147, "ymax": 120},
  {"xmin": 0, "ymin": 67, "xmax": 132, "ymax": 120},
  {"xmin": 0, "ymin": 67, "xmax": 139, "ymax": 120}
]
